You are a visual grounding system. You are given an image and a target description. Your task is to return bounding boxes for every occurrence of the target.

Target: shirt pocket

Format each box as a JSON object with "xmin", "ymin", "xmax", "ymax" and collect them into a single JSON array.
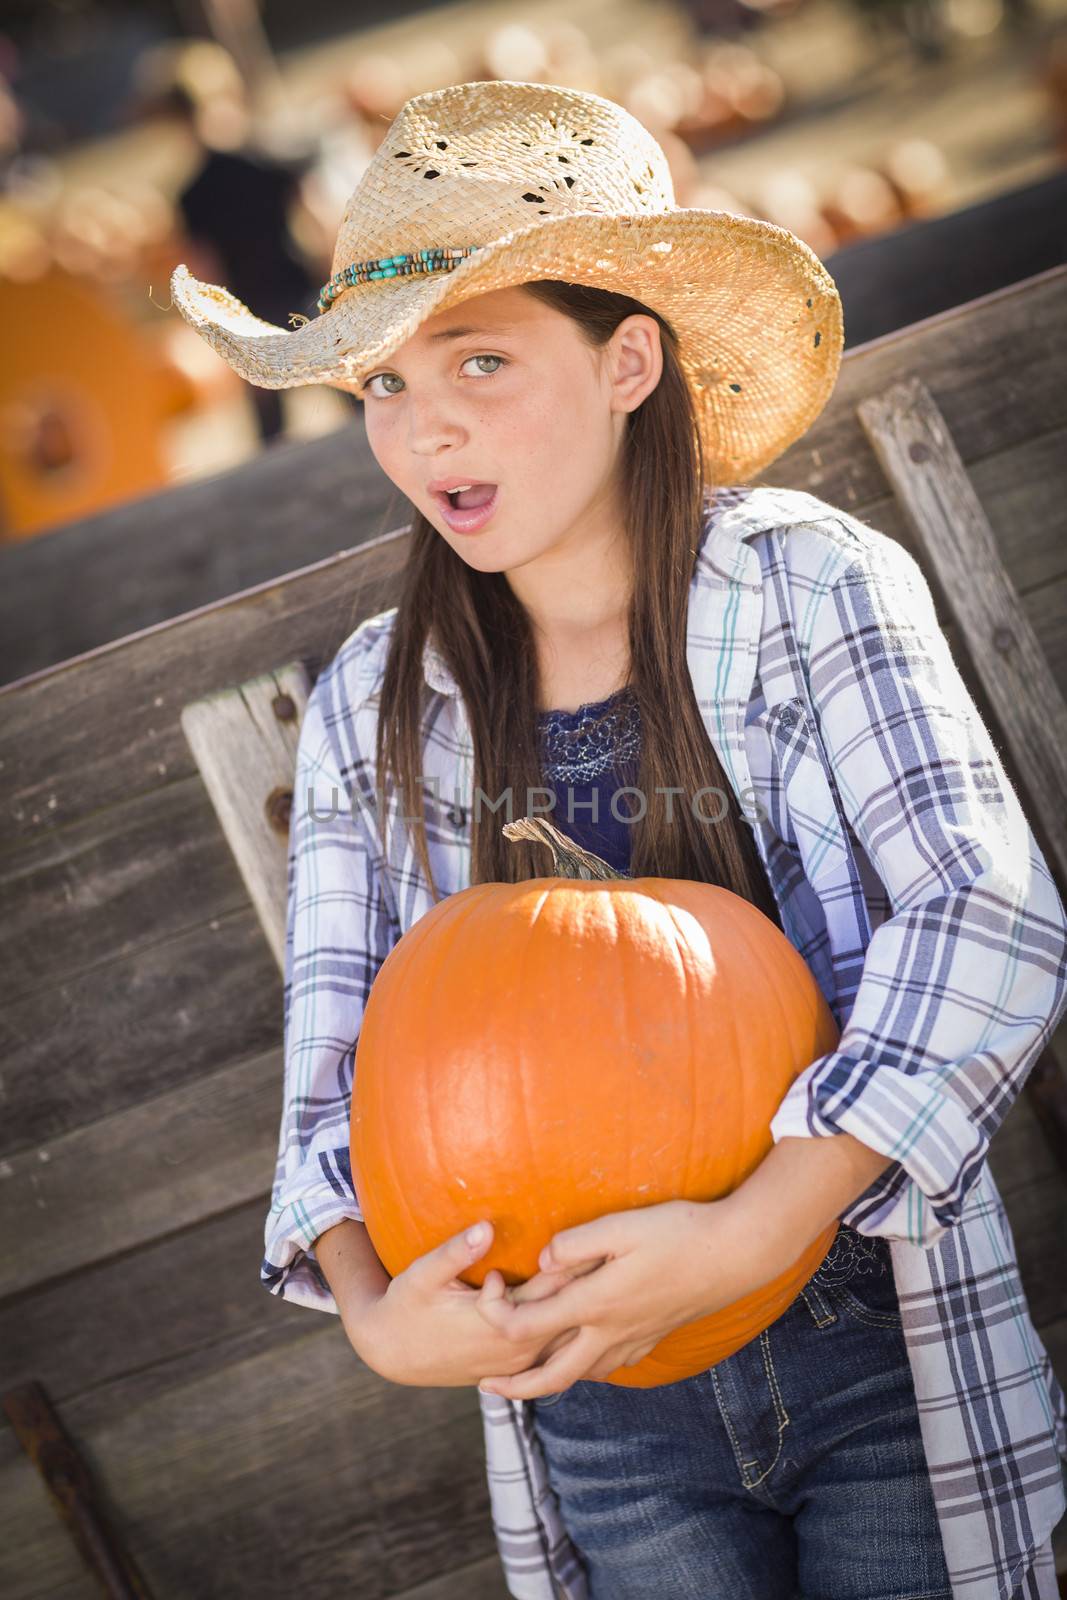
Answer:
[
  {"xmin": 746, "ymin": 699, "xmax": 849, "ymax": 882},
  {"xmin": 744, "ymin": 696, "xmax": 873, "ymax": 1022}
]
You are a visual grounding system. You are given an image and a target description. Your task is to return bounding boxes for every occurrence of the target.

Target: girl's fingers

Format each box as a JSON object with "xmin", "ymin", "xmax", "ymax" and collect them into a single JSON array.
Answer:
[
  {"xmin": 489, "ymin": 1275, "xmax": 594, "ymax": 1344},
  {"xmin": 473, "ymin": 1270, "xmax": 508, "ymax": 1322},
  {"xmin": 537, "ymin": 1325, "xmax": 581, "ymax": 1363},
  {"xmin": 476, "ymin": 1260, "xmax": 603, "ymax": 1320},
  {"xmin": 510, "ymin": 1266, "xmax": 576, "ymax": 1303},
  {"xmin": 480, "ymin": 1329, "xmax": 601, "ymax": 1400}
]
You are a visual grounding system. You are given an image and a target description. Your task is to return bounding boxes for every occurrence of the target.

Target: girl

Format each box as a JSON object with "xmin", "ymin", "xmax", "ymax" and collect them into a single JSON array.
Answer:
[{"xmin": 172, "ymin": 81, "xmax": 1067, "ymax": 1600}]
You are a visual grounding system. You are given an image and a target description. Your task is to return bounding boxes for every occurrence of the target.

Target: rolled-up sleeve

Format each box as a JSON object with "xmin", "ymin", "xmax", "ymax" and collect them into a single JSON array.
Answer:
[
  {"xmin": 261, "ymin": 665, "xmax": 397, "ymax": 1313},
  {"xmin": 768, "ymin": 536, "xmax": 1067, "ymax": 1245}
]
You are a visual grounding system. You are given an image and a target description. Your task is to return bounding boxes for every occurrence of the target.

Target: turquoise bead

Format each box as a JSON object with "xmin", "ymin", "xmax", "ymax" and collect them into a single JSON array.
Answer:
[{"xmin": 316, "ymin": 243, "xmax": 477, "ymax": 310}]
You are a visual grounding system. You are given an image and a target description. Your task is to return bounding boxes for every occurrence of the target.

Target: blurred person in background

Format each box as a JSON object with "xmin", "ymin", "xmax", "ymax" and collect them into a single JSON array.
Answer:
[{"xmin": 133, "ymin": 40, "xmax": 325, "ymax": 445}]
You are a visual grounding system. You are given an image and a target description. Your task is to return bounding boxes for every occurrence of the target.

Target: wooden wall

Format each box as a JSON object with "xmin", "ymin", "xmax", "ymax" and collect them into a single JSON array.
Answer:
[{"xmin": 1, "ymin": 265, "xmax": 1065, "ymax": 1596}]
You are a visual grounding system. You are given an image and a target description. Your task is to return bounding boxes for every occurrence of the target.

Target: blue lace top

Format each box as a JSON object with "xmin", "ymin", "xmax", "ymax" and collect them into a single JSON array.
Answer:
[{"xmin": 537, "ymin": 685, "xmax": 641, "ymax": 875}]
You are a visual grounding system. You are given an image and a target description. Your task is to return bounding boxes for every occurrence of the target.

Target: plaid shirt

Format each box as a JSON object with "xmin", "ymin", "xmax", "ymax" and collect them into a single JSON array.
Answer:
[{"xmin": 265, "ymin": 484, "xmax": 1067, "ymax": 1599}]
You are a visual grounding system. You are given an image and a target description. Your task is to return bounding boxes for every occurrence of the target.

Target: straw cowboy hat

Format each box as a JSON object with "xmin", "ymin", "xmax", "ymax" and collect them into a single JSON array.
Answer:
[{"xmin": 170, "ymin": 79, "xmax": 844, "ymax": 482}]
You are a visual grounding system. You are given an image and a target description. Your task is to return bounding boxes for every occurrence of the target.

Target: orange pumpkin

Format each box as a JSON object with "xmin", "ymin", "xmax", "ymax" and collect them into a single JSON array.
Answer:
[{"xmin": 351, "ymin": 816, "xmax": 839, "ymax": 1387}]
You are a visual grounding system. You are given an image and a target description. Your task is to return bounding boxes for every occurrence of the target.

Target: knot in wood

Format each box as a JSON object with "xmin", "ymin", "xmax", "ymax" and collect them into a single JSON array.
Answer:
[
  {"xmin": 272, "ymin": 692, "xmax": 297, "ymax": 722},
  {"xmin": 908, "ymin": 441, "xmax": 931, "ymax": 464},
  {"xmin": 266, "ymin": 785, "xmax": 293, "ymax": 834},
  {"xmin": 992, "ymin": 626, "xmax": 1015, "ymax": 654}
]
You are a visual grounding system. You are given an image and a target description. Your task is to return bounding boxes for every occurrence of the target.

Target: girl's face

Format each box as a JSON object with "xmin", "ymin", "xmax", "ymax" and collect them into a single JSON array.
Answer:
[{"xmin": 358, "ymin": 284, "xmax": 662, "ymax": 578}]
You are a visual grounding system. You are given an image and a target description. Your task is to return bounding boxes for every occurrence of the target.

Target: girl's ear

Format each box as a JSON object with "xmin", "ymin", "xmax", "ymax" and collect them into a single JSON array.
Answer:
[{"xmin": 608, "ymin": 314, "xmax": 663, "ymax": 416}]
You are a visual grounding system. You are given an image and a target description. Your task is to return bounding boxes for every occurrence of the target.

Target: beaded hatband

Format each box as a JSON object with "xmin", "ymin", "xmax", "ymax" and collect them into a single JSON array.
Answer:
[{"xmin": 317, "ymin": 245, "xmax": 481, "ymax": 313}]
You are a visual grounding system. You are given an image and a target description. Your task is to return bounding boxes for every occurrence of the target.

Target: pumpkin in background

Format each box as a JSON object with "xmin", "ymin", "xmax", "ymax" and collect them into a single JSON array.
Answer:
[{"xmin": 350, "ymin": 816, "xmax": 839, "ymax": 1388}]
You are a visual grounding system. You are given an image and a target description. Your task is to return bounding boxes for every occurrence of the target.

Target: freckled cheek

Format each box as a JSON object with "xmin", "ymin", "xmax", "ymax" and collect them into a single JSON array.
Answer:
[
  {"xmin": 364, "ymin": 414, "xmax": 409, "ymax": 488},
  {"xmin": 494, "ymin": 395, "xmax": 565, "ymax": 478}
]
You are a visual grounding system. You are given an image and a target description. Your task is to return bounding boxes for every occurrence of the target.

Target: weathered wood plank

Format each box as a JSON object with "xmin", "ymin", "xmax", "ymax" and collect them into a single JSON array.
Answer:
[
  {"xmin": 0, "ymin": 1381, "xmax": 151, "ymax": 1600},
  {"xmin": 0, "ymin": 419, "xmax": 400, "ymax": 689},
  {"xmin": 0, "ymin": 525, "xmax": 405, "ymax": 851},
  {"xmin": 396, "ymin": 1555, "xmax": 508, "ymax": 1599},
  {"xmin": 0, "ymin": 1197, "xmax": 311, "ymax": 1409},
  {"xmin": 0, "ymin": 1041, "xmax": 283, "ymax": 1299},
  {"xmin": 0, "ymin": 1321, "xmax": 497, "ymax": 1600},
  {"xmin": 0, "ymin": 907, "xmax": 279, "ymax": 1153},
  {"xmin": 0, "ymin": 775, "xmax": 249, "ymax": 1011}
]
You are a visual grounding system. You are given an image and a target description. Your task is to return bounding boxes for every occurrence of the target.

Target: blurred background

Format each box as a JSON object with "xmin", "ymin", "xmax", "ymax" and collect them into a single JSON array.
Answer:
[{"xmin": 0, "ymin": 0, "xmax": 1064, "ymax": 567}]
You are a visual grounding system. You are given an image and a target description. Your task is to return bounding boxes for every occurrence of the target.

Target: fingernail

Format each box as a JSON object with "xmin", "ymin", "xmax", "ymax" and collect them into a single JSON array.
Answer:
[
  {"xmin": 479, "ymin": 1383, "xmax": 497, "ymax": 1395},
  {"xmin": 466, "ymin": 1222, "xmax": 488, "ymax": 1247}
]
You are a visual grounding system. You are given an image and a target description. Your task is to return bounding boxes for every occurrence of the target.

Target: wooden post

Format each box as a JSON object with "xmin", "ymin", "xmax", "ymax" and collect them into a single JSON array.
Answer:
[
  {"xmin": 857, "ymin": 376, "xmax": 1067, "ymax": 886},
  {"xmin": 180, "ymin": 662, "xmax": 309, "ymax": 973},
  {"xmin": 858, "ymin": 376, "xmax": 1067, "ymax": 1172}
]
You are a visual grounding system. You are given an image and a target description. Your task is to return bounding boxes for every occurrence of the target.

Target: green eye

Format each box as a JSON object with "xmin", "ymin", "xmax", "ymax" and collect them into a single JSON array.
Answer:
[
  {"xmin": 363, "ymin": 352, "xmax": 508, "ymax": 399},
  {"xmin": 364, "ymin": 371, "xmax": 404, "ymax": 397}
]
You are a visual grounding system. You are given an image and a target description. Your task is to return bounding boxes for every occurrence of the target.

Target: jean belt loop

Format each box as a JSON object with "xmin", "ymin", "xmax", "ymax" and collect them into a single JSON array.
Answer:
[{"xmin": 799, "ymin": 1280, "xmax": 838, "ymax": 1328}]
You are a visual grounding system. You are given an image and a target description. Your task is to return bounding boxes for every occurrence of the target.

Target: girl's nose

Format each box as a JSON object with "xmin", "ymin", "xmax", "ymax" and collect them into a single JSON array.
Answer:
[{"xmin": 406, "ymin": 397, "xmax": 466, "ymax": 457}]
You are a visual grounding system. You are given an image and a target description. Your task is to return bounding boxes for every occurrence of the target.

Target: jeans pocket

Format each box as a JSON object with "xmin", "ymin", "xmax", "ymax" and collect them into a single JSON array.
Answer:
[
  {"xmin": 827, "ymin": 1254, "xmax": 902, "ymax": 1330},
  {"xmin": 829, "ymin": 1276, "xmax": 902, "ymax": 1329},
  {"xmin": 806, "ymin": 1226, "xmax": 902, "ymax": 1329}
]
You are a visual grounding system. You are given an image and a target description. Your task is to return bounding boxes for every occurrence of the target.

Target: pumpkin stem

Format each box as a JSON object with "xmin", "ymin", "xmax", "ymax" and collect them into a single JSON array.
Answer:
[{"xmin": 502, "ymin": 816, "xmax": 627, "ymax": 881}]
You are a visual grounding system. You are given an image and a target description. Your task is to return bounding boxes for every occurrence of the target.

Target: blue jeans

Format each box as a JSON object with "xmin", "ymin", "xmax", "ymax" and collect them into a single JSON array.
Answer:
[{"xmin": 531, "ymin": 1227, "xmax": 954, "ymax": 1600}]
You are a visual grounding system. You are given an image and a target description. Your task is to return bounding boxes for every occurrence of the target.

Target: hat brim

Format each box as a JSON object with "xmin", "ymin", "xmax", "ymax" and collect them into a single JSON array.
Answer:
[{"xmin": 170, "ymin": 208, "xmax": 842, "ymax": 482}]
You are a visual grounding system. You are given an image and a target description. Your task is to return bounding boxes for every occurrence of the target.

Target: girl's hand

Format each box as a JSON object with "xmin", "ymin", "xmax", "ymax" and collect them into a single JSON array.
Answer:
[
  {"xmin": 354, "ymin": 1221, "xmax": 581, "ymax": 1388},
  {"xmin": 473, "ymin": 1196, "xmax": 780, "ymax": 1400},
  {"xmin": 471, "ymin": 1134, "xmax": 892, "ymax": 1399}
]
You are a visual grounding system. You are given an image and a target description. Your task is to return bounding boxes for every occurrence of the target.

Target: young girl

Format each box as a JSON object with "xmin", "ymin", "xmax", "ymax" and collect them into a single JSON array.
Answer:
[{"xmin": 172, "ymin": 81, "xmax": 1067, "ymax": 1600}]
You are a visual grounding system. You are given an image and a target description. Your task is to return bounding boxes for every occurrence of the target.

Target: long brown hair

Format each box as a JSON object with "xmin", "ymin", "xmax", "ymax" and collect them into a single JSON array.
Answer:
[{"xmin": 373, "ymin": 279, "xmax": 781, "ymax": 927}]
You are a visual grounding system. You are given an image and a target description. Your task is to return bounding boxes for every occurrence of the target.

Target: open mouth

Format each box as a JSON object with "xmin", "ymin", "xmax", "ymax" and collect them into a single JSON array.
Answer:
[{"xmin": 441, "ymin": 483, "xmax": 497, "ymax": 510}]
